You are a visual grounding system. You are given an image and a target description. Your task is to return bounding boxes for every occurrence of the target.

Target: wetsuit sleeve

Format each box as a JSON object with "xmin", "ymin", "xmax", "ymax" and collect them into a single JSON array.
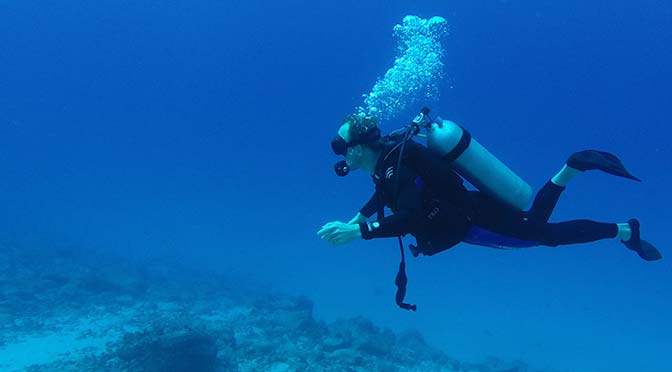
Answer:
[
  {"xmin": 359, "ymin": 191, "xmax": 381, "ymax": 218},
  {"xmin": 359, "ymin": 172, "xmax": 422, "ymax": 239}
]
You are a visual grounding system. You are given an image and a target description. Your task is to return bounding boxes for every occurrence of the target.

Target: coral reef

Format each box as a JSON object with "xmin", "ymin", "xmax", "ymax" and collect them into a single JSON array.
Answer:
[{"xmin": 0, "ymin": 240, "xmax": 534, "ymax": 372}]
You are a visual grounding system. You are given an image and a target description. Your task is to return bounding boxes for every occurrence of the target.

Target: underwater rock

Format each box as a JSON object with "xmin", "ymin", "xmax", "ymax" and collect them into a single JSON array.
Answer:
[
  {"xmin": 326, "ymin": 348, "xmax": 365, "ymax": 365},
  {"xmin": 394, "ymin": 329, "xmax": 440, "ymax": 362},
  {"xmin": 321, "ymin": 335, "xmax": 348, "ymax": 352},
  {"xmin": 102, "ymin": 320, "xmax": 235, "ymax": 372},
  {"xmin": 249, "ymin": 294, "xmax": 326, "ymax": 344},
  {"xmin": 329, "ymin": 316, "xmax": 396, "ymax": 357}
]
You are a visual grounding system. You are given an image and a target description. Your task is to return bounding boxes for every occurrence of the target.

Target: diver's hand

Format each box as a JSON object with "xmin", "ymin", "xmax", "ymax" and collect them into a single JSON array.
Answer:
[{"xmin": 318, "ymin": 221, "xmax": 362, "ymax": 245}]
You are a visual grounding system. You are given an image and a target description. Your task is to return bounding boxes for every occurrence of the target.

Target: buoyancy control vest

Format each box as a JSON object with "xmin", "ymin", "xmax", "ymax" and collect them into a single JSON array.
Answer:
[{"xmin": 384, "ymin": 107, "xmax": 533, "ymax": 312}]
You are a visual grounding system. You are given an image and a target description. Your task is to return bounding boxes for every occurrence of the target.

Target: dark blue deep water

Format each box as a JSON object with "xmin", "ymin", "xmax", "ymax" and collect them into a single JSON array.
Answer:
[{"xmin": 1, "ymin": 1, "xmax": 671, "ymax": 371}]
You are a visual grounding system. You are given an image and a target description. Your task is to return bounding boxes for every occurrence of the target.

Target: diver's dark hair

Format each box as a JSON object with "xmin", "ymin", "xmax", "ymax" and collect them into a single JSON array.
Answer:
[{"xmin": 342, "ymin": 114, "xmax": 385, "ymax": 152}]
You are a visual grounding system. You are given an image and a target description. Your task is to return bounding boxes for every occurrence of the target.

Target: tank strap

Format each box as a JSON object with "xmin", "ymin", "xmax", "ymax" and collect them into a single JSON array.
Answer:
[{"xmin": 442, "ymin": 127, "xmax": 472, "ymax": 163}]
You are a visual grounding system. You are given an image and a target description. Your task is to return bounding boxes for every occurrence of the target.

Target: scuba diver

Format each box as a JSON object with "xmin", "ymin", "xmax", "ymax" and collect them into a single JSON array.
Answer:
[{"xmin": 317, "ymin": 109, "xmax": 662, "ymax": 311}]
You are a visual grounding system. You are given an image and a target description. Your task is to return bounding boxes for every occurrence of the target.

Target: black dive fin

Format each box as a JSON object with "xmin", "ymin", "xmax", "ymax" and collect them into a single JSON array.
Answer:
[
  {"xmin": 635, "ymin": 240, "xmax": 663, "ymax": 261},
  {"xmin": 567, "ymin": 150, "xmax": 641, "ymax": 182},
  {"xmin": 623, "ymin": 219, "xmax": 662, "ymax": 261}
]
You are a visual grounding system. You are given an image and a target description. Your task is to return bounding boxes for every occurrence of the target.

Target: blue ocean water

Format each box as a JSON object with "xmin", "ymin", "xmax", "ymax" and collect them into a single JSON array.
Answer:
[{"xmin": 1, "ymin": 0, "xmax": 670, "ymax": 371}]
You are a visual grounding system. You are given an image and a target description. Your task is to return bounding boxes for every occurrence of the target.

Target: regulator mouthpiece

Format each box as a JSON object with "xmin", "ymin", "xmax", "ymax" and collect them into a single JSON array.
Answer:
[{"xmin": 334, "ymin": 160, "xmax": 350, "ymax": 177}]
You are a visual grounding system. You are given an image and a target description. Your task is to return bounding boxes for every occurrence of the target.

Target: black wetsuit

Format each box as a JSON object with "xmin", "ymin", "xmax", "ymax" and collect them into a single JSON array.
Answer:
[{"xmin": 358, "ymin": 140, "xmax": 618, "ymax": 256}]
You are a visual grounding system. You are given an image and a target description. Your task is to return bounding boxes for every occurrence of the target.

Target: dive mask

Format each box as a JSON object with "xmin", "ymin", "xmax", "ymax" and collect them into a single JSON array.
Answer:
[
  {"xmin": 330, "ymin": 135, "xmax": 350, "ymax": 156},
  {"xmin": 330, "ymin": 126, "xmax": 382, "ymax": 156}
]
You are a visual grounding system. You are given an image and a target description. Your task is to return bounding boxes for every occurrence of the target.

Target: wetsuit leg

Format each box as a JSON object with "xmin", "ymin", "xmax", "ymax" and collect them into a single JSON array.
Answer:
[
  {"xmin": 526, "ymin": 181, "xmax": 565, "ymax": 223},
  {"xmin": 516, "ymin": 219, "xmax": 618, "ymax": 246},
  {"xmin": 521, "ymin": 181, "xmax": 618, "ymax": 245},
  {"xmin": 469, "ymin": 192, "xmax": 619, "ymax": 247}
]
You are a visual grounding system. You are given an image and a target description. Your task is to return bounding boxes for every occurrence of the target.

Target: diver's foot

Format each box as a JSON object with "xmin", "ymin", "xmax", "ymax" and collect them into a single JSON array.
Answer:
[
  {"xmin": 622, "ymin": 218, "xmax": 662, "ymax": 261},
  {"xmin": 567, "ymin": 150, "xmax": 641, "ymax": 181}
]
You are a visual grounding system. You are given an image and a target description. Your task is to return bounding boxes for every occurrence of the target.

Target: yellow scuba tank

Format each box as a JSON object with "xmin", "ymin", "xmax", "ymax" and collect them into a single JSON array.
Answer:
[{"xmin": 426, "ymin": 118, "xmax": 533, "ymax": 210}]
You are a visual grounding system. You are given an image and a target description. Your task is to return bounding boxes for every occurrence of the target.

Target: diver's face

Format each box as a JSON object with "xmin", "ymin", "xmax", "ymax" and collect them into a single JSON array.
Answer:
[{"xmin": 345, "ymin": 145, "xmax": 364, "ymax": 170}]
